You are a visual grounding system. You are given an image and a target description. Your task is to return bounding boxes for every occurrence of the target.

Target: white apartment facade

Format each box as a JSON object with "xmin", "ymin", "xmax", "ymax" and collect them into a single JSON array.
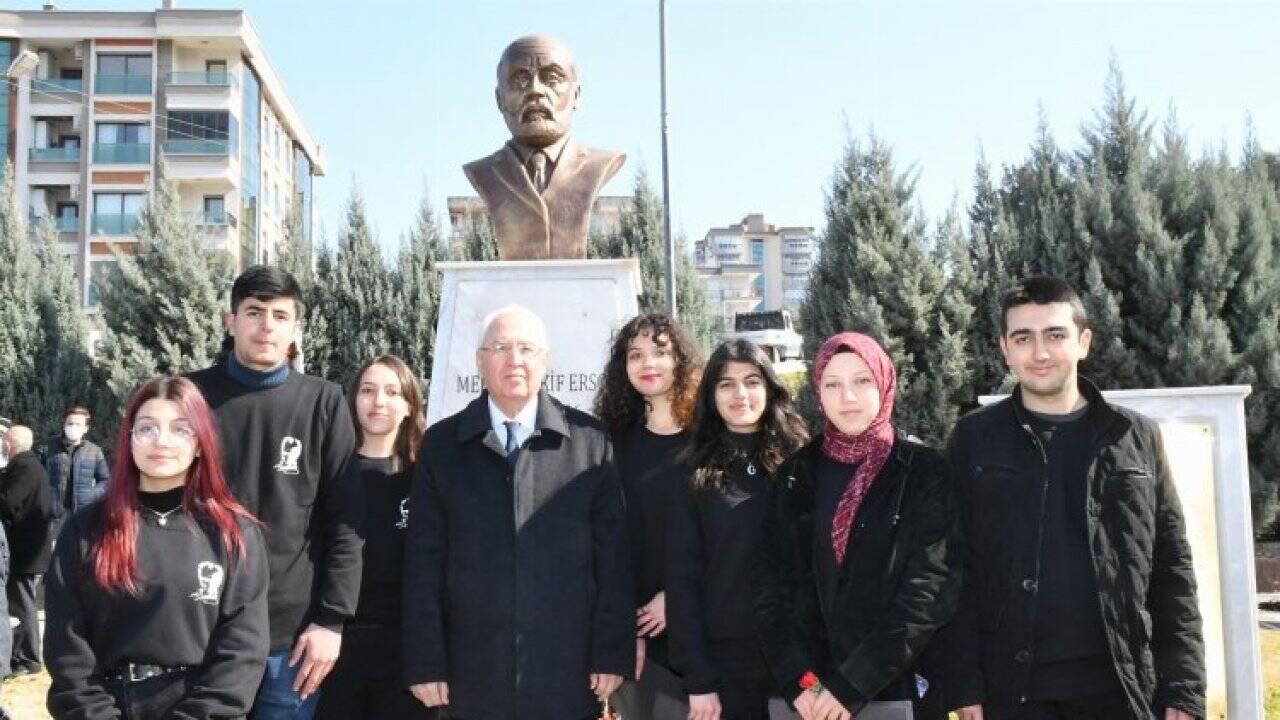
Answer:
[
  {"xmin": 693, "ymin": 213, "xmax": 817, "ymax": 330},
  {"xmin": 0, "ymin": 5, "xmax": 325, "ymax": 309}
]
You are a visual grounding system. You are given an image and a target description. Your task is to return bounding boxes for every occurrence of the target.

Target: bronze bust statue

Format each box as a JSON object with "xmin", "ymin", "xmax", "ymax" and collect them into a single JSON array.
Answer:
[{"xmin": 464, "ymin": 35, "xmax": 626, "ymax": 260}]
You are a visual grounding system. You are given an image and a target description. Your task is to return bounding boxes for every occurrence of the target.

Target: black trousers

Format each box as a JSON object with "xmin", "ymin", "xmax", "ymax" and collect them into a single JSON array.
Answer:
[
  {"xmin": 316, "ymin": 624, "xmax": 433, "ymax": 720},
  {"xmin": 988, "ymin": 690, "xmax": 1134, "ymax": 720},
  {"xmin": 7, "ymin": 573, "xmax": 40, "ymax": 672},
  {"xmin": 103, "ymin": 670, "xmax": 194, "ymax": 720}
]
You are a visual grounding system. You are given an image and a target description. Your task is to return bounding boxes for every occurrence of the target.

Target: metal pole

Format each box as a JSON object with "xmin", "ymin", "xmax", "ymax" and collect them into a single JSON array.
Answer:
[{"xmin": 659, "ymin": 0, "xmax": 677, "ymax": 318}]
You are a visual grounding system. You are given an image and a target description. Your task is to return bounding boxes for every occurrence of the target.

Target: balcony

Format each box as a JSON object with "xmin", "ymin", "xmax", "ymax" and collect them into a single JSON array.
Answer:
[
  {"xmin": 94, "ymin": 74, "xmax": 152, "ymax": 95},
  {"xmin": 93, "ymin": 143, "xmax": 150, "ymax": 164},
  {"xmin": 29, "ymin": 146, "xmax": 81, "ymax": 163},
  {"xmin": 165, "ymin": 71, "xmax": 235, "ymax": 88},
  {"xmin": 163, "ymin": 139, "xmax": 234, "ymax": 156},
  {"xmin": 29, "ymin": 214, "xmax": 79, "ymax": 232},
  {"xmin": 32, "ymin": 77, "xmax": 83, "ymax": 93},
  {"xmin": 185, "ymin": 210, "xmax": 238, "ymax": 228},
  {"xmin": 91, "ymin": 213, "xmax": 141, "ymax": 235}
]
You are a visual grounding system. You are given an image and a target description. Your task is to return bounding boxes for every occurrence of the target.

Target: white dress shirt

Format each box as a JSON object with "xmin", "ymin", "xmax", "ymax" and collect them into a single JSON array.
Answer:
[{"xmin": 488, "ymin": 395, "xmax": 539, "ymax": 452}]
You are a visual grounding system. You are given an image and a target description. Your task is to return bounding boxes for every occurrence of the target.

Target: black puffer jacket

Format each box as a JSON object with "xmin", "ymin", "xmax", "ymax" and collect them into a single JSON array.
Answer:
[
  {"xmin": 756, "ymin": 435, "xmax": 961, "ymax": 718},
  {"xmin": 936, "ymin": 378, "xmax": 1205, "ymax": 719}
]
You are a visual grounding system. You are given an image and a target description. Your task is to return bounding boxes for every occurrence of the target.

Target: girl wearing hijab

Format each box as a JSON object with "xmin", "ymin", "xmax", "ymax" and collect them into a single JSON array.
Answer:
[
  {"xmin": 755, "ymin": 332, "xmax": 962, "ymax": 720},
  {"xmin": 44, "ymin": 376, "xmax": 269, "ymax": 719},
  {"xmin": 667, "ymin": 339, "xmax": 808, "ymax": 720}
]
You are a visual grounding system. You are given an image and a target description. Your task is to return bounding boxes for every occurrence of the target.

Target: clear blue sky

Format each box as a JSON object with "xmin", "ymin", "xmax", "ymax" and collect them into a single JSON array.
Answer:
[{"xmin": 31, "ymin": 1, "xmax": 1280, "ymax": 255}]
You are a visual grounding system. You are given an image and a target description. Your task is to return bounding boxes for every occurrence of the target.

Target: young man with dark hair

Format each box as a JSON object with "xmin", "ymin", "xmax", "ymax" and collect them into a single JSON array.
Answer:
[
  {"xmin": 941, "ymin": 276, "xmax": 1205, "ymax": 720},
  {"xmin": 190, "ymin": 265, "xmax": 362, "ymax": 720},
  {"xmin": 39, "ymin": 405, "xmax": 110, "ymax": 541}
]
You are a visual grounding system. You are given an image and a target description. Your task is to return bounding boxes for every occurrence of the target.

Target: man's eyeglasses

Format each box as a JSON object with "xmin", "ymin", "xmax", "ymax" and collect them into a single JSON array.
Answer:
[{"xmin": 480, "ymin": 341, "xmax": 543, "ymax": 360}]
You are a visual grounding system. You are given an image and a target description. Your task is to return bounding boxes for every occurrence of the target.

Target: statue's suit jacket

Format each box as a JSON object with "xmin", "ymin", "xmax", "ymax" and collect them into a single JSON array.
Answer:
[{"xmin": 464, "ymin": 139, "xmax": 626, "ymax": 259}]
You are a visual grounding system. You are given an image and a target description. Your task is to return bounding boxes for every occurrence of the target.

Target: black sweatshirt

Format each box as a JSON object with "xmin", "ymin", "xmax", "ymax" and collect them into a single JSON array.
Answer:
[
  {"xmin": 351, "ymin": 455, "xmax": 410, "ymax": 627},
  {"xmin": 667, "ymin": 431, "xmax": 771, "ymax": 695},
  {"xmin": 613, "ymin": 425, "xmax": 690, "ymax": 667},
  {"xmin": 613, "ymin": 425, "xmax": 690, "ymax": 603},
  {"xmin": 189, "ymin": 363, "xmax": 363, "ymax": 650},
  {"xmin": 44, "ymin": 495, "xmax": 270, "ymax": 720},
  {"xmin": 1025, "ymin": 405, "xmax": 1120, "ymax": 698}
]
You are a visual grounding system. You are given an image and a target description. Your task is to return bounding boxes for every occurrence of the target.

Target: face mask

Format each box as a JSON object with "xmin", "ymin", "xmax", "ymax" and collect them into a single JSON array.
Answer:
[{"xmin": 64, "ymin": 425, "xmax": 87, "ymax": 443}]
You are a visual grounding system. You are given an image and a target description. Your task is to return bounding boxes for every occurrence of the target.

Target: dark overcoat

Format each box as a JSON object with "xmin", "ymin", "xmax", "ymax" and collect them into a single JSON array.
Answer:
[
  {"xmin": 0, "ymin": 451, "xmax": 52, "ymax": 575},
  {"xmin": 403, "ymin": 391, "xmax": 633, "ymax": 720}
]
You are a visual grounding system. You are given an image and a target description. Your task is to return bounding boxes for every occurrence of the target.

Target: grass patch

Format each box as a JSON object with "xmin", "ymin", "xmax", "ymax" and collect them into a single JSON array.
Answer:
[
  {"xmin": 1264, "ymin": 630, "xmax": 1280, "ymax": 719},
  {"xmin": 1, "ymin": 669, "xmax": 50, "ymax": 720}
]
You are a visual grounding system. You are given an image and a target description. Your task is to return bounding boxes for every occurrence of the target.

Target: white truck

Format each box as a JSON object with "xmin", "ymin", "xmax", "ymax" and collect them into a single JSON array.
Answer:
[{"xmin": 723, "ymin": 310, "xmax": 805, "ymax": 367}]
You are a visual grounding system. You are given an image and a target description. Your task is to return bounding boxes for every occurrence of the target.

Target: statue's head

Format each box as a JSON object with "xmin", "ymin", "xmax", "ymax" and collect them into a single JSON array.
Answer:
[{"xmin": 495, "ymin": 35, "xmax": 581, "ymax": 149}]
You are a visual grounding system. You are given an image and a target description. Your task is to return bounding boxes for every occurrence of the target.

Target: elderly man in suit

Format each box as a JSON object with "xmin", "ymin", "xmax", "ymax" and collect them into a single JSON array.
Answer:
[
  {"xmin": 0, "ymin": 425, "xmax": 51, "ymax": 676},
  {"xmin": 404, "ymin": 304, "xmax": 633, "ymax": 720},
  {"xmin": 464, "ymin": 35, "xmax": 626, "ymax": 260}
]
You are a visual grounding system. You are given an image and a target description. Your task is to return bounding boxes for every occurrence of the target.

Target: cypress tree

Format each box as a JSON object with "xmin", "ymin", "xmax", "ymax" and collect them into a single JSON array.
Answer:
[
  {"xmin": 450, "ymin": 210, "xmax": 499, "ymax": 261},
  {"xmin": 30, "ymin": 215, "xmax": 93, "ymax": 438},
  {"xmin": 798, "ymin": 133, "xmax": 946, "ymax": 444},
  {"xmin": 93, "ymin": 169, "xmax": 232, "ymax": 434},
  {"xmin": 391, "ymin": 187, "xmax": 443, "ymax": 381},
  {"xmin": 309, "ymin": 188, "xmax": 396, "ymax": 385},
  {"xmin": 0, "ymin": 162, "xmax": 44, "ymax": 428},
  {"xmin": 965, "ymin": 153, "xmax": 1018, "ymax": 395},
  {"xmin": 1073, "ymin": 62, "xmax": 1184, "ymax": 387},
  {"xmin": 589, "ymin": 170, "xmax": 716, "ymax": 348}
]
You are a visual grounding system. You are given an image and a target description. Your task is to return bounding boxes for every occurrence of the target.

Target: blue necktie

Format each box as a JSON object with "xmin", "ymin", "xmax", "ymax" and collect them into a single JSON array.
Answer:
[{"xmin": 504, "ymin": 420, "xmax": 520, "ymax": 460}]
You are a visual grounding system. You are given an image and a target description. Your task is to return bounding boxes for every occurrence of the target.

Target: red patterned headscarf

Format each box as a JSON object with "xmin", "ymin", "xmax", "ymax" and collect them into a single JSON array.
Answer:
[{"xmin": 812, "ymin": 332, "xmax": 896, "ymax": 564}]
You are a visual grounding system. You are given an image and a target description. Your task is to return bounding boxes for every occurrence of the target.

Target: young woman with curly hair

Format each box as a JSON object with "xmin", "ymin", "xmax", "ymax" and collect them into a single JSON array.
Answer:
[
  {"xmin": 594, "ymin": 313, "xmax": 703, "ymax": 718},
  {"xmin": 667, "ymin": 339, "xmax": 809, "ymax": 720},
  {"xmin": 317, "ymin": 355, "xmax": 430, "ymax": 719},
  {"xmin": 44, "ymin": 376, "xmax": 268, "ymax": 719}
]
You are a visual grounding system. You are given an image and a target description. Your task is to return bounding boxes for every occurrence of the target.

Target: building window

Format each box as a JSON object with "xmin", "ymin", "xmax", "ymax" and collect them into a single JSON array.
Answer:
[
  {"xmin": 203, "ymin": 195, "xmax": 225, "ymax": 224},
  {"xmin": 92, "ymin": 192, "xmax": 145, "ymax": 234},
  {"xmin": 95, "ymin": 122, "xmax": 150, "ymax": 145},
  {"xmin": 86, "ymin": 259, "xmax": 116, "ymax": 308},
  {"xmin": 98, "ymin": 54, "xmax": 149, "ymax": 77},
  {"xmin": 752, "ymin": 275, "xmax": 765, "ymax": 295},
  {"xmin": 751, "ymin": 239, "xmax": 764, "ymax": 264},
  {"xmin": 165, "ymin": 110, "xmax": 236, "ymax": 153},
  {"xmin": 95, "ymin": 54, "xmax": 151, "ymax": 94},
  {"xmin": 205, "ymin": 59, "xmax": 228, "ymax": 83}
]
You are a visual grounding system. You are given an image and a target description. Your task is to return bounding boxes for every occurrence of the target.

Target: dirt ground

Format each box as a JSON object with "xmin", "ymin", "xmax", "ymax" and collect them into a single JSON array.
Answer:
[{"xmin": 4, "ymin": 631, "xmax": 1279, "ymax": 719}]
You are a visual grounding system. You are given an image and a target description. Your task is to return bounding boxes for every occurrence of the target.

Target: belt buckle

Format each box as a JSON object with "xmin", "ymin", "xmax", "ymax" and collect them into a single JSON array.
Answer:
[{"xmin": 127, "ymin": 663, "xmax": 153, "ymax": 682}]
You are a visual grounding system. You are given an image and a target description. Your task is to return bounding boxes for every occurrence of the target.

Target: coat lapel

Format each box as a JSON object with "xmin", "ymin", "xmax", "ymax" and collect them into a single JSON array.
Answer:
[
  {"xmin": 493, "ymin": 144, "xmax": 549, "ymax": 225},
  {"xmin": 514, "ymin": 393, "xmax": 573, "ymax": 531}
]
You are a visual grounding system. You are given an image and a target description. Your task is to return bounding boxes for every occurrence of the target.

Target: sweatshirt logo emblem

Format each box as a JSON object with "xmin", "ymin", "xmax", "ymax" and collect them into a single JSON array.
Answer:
[
  {"xmin": 395, "ymin": 497, "xmax": 409, "ymax": 530},
  {"xmin": 190, "ymin": 561, "xmax": 225, "ymax": 605},
  {"xmin": 274, "ymin": 436, "xmax": 303, "ymax": 475}
]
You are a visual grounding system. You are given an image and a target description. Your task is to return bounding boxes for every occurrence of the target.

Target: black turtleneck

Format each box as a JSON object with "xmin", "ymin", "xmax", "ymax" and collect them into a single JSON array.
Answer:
[
  {"xmin": 138, "ymin": 486, "xmax": 184, "ymax": 514},
  {"xmin": 667, "ymin": 430, "xmax": 771, "ymax": 695}
]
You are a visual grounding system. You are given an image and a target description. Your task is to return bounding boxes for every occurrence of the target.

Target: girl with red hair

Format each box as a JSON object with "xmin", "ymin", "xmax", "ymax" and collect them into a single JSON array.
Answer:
[{"xmin": 44, "ymin": 375, "xmax": 269, "ymax": 719}]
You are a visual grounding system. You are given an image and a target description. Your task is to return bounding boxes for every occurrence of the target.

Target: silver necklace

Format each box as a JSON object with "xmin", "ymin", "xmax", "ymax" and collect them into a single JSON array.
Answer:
[{"xmin": 145, "ymin": 506, "xmax": 181, "ymax": 527}]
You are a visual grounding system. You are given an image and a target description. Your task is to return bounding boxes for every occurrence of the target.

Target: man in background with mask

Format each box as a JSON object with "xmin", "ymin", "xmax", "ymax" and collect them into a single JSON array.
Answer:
[{"xmin": 38, "ymin": 406, "xmax": 109, "ymax": 543}]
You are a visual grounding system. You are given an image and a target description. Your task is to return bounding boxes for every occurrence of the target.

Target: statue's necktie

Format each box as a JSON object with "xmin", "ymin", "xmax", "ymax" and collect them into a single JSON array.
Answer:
[
  {"xmin": 504, "ymin": 420, "xmax": 521, "ymax": 461},
  {"xmin": 528, "ymin": 151, "xmax": 548, "ymax": 192}
]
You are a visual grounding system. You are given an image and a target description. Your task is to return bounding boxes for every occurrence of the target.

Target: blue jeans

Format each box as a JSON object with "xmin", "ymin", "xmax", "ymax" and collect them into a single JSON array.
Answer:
[{"xmin": 252, "ymin": 650, "xmax": 320, "ymax": 720}]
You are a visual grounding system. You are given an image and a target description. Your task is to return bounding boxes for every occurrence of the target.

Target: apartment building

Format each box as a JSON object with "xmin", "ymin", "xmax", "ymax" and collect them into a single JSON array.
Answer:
[
  {"xmin": 693, "ymin": 213, "xmax": 817, "ymax": 330},
  {"xmin": 0, "ymin": 4, "xmax": 325, "ymax": 309}
]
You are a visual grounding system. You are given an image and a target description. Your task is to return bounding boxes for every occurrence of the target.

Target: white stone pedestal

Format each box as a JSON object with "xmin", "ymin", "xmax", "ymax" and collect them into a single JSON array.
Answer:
[
  {"xmin": 426, "ymin": 259, "xmax": 641, "ymax": 425},
  {"xmin": 981, "ymin": 385, "xmax": 1260, "ymax": 720}
]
